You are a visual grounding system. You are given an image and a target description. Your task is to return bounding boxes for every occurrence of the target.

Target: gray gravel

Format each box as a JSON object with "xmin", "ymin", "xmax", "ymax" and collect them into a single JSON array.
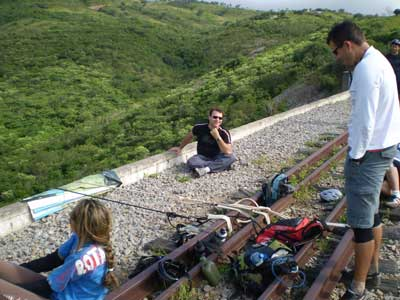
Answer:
[{"xmin": 0, "ymin": 100, "xmax": 351, "ymax": 284}]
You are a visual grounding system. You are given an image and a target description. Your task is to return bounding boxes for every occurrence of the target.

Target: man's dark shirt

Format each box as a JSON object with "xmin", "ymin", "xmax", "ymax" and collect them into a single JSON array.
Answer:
[
  {"xmin": 386, "ymin": 53, "xmax": 400, "ymax": 93},
  {"xmin": 192, "ymin": 123, "xmax": 232, "ymax": 158}
]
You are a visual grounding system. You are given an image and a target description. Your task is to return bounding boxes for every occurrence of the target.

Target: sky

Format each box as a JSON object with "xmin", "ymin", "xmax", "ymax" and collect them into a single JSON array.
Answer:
[{"xmin": 203, "ymin": 0, "xmax": 399, "ymax": 16}]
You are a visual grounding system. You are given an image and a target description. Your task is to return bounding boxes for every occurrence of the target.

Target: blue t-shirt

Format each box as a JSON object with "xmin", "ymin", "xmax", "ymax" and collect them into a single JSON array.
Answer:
[{"xmin": 47, "ymin": 233, "xmax": 108, "ymax": 300}]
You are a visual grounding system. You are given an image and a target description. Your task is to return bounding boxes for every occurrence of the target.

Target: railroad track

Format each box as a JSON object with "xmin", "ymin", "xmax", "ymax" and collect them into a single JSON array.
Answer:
[{"xmin": 107, "ymin": 132, "xmax": 350, "ymax": 300}]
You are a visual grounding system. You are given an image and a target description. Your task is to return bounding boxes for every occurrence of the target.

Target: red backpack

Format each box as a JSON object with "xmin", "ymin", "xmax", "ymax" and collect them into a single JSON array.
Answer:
[{"xmin": 256, "ymin": 217, "xmax": 325, "ymax": 247}]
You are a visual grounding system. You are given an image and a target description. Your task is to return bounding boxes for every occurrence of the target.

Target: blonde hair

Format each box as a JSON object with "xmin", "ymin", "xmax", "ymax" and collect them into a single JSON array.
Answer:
[{"xmin": 70, "ymin": 199, "xmax": 119, "ymax": 289}]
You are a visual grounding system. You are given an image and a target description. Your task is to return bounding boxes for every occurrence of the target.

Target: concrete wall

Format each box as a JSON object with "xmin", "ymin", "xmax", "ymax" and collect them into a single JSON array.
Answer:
[{"xmin": 0, "ymin": 91, "xmax": 350, "ymax": 237}]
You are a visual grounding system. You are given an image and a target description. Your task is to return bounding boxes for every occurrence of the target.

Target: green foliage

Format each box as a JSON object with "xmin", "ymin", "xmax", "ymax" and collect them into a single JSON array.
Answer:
[
  {"xmin": 251, "ymin": 154, "xmax": 270, "ymax": 167},
  {"xmin": 1, "ymin": 2, "xmax": 399, "ymax": 205},
  {"xmin": 176, "ymin": 175, "xmax": 191, "ymax": 183},
  {"xmin": 293, "ymin": 185, "xmax": 316, "ymax": 203},
  {"xmin": 171, "ymin": 282, "xmax": 199, "ymax": 300}
]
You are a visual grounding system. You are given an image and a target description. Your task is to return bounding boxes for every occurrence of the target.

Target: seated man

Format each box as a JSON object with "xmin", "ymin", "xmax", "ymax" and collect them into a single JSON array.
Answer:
[
  {"xmin": 381, "ymin": 145, "xmax": 400, "ymax": 208},
  {"xmin": 170, "ymin": 107, "xmax": 237, "ymax": 177}
]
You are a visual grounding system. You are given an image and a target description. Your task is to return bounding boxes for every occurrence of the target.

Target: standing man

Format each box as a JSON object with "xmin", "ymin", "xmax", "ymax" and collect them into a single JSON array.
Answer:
[
  {"xmin": 327, "ymin": 21, "xmax": 400, "ymax": 299},
  {"xmin": 386, "ymin": 38, "xmax": 400, "ymax": 96},
  {"xmin": 170, "ymin": 108, "xmax": 236, "ymax": 177}
]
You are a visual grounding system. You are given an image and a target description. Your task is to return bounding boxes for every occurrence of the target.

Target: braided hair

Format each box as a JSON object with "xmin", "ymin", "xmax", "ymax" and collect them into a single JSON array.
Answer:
[{"xmin": 70, "ymin": 199, "xmax": 119, "ymax": 289}]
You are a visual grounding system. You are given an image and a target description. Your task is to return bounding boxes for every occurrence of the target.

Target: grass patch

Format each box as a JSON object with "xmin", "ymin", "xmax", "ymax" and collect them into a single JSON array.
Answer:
[
  {"xmin": 251, "ymin": 154, "xmax": 271, "ymax": 167},
  {"xmin": 150, "ymin": 247, "xmax": 168, "ymax": 257},
  {"xmin": 176, "ymin": 175, "xmax": 191, "ymax": 183},
  {"xmin": 293, "ymin": 185, "xmax": 316, "ymax": 203},
  {"xmin": 171, "ymin": 283, "xmax": 200, "ymax": 300},
  {"xmin": 305, "ymin": 140, "xmax": 323, "ymax": 148},
  {"xmin": 316, "ymin": 237, "xmax": 332, "ymax": 252},
  {"xmin": 338, "ymin": 213, "xmax": 347, "ymax": 224},
  {"xmin": 147, "ymin": 173, "xmax": 159, "ymax": 179}
]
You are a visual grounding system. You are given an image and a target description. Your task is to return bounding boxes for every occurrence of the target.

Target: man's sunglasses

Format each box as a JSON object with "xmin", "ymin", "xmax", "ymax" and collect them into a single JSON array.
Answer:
[
  {"xmin": 212, "ymin": 116, "xmax": 223, "ymax": 120},
  {"xmin": 332, "ymin": 44, "xmax": 344, "ymax": 56}
]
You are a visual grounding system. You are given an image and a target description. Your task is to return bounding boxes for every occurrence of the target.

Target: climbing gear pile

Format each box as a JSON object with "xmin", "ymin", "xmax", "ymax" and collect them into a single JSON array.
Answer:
[{"xmin": 230, "ymin": 238, "xmax": 306, "ymax": 297}]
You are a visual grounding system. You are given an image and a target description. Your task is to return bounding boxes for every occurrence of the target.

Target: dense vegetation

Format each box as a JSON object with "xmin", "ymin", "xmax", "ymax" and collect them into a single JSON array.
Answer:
[{"xmin": 1, "ymin": 0, "xmax": 400, "ymax": 206}]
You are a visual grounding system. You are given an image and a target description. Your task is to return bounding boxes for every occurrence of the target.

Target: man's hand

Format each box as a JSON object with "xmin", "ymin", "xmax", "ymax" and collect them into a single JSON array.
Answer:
[
  {"xmin": 169, "ymin": 147, "xmax": 182, "ymax": 155},
  {"xmin": 210, "ymin": 128, "xmax": 221, "ymax": 140}
]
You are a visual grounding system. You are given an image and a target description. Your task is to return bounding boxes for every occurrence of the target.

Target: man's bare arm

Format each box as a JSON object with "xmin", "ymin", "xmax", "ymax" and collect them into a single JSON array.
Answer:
[{"xmin": 169, "ymin": 131, "xmax": 193, "ymax": 155}]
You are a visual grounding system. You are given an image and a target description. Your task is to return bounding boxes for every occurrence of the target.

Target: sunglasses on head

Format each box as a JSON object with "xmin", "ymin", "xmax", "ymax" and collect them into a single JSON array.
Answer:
[{"xmin": 212, "ymin": 116, "xmax": 223, "ymax": 120}]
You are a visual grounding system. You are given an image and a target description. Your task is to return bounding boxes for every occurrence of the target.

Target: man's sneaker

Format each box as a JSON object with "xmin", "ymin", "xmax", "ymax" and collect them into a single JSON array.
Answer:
[
  {"xmin": 340, "ymin": 288, "xmax": 366, "ymax": 300},
  {"xmin": 385, "ymin": 195, "xmax": 400, "ymax": 208},
  {"xmin": 194, "ymin": 167, "xmax": 210, "ymax": 177},
  {"xmin": 341, "ymin": 270, "xmax": 381, "ymax": 289}
]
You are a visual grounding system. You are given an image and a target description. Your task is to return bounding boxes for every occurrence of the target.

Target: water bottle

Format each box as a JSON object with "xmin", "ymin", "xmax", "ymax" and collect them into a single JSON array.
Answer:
[
  {"xmin": 249, "ymin": 252, "xmax": 267, "ymax": 267},
  {"xmin": 200, "ymin": 256, "xmax": 221, "ymax": 286},
  {"xmin": 215, "ymin": 227, "xmax": 227, "ymax": 243}
]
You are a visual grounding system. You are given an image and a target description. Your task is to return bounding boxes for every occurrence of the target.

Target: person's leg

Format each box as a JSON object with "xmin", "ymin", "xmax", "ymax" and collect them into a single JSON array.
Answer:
[
  {"xmin": 385, "ymin": 164, "xmax": 400, "ymax": 207},
  {"xmin": 352, "ymin": 231, "xmax": 374, "ymax": 293},
  {"xmin": 187, "ymin": 154, "xmax": 210, "ymax": 170},
  {"xmin": 387, "ymin": 165, "xmax": 400, "ymax": 193},
  {"xmin": 381, "ymin": 180, "xmax": 391, "ymax": 196},
  {"xmin": 207, "ymin": 154, "xmax": 237, "ymax": 172},
  {"xmin": 0, "ymin": 261, "xmax": 45, "ymax": 285},
  {"xmin": 343, "ymin": 147, "xmax": 395, "ymax": 298},
  {"xmin": 370, "ymin": 222, "xmax": 382, "ymax": 275},
  {"xmin": 0, "ymin": 279, "xmax": 48, "ymax": 300}
]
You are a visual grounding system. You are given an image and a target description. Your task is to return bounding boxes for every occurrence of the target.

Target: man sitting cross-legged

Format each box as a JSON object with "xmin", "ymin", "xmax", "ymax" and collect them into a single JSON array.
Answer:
[{"xmin": 169, "ymin": 107, "xmax": 237, "ymax": 177}]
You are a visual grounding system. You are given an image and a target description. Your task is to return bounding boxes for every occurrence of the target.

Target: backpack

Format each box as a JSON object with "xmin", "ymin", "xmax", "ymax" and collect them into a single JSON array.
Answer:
[
  {"xmin": 256, "ymin": 217, "xmax": 326, "ymax": 247},
  {"xmin": 262, "ymin": 173, "xmax": 294, "ymax": 206}
]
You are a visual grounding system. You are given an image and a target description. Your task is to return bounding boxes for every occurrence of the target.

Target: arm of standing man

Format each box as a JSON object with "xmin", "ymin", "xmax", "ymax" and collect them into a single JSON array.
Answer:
[
  {"xmin": 348, "ymin": 64, "xmax": 379, "ymax": 160},
  {"xmin": 210, "ymin": 128, "xmax": 232, "ymax": 155},
  {"xmin": 169, "ymin": 131, "xmax": 194, "ymax": 155}
]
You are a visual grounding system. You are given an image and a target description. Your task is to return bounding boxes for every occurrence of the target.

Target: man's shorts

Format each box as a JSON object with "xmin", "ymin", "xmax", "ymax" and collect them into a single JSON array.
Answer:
[{"xmin": 345, "ymin": 146, "xmax": 396, "ymax": 228}]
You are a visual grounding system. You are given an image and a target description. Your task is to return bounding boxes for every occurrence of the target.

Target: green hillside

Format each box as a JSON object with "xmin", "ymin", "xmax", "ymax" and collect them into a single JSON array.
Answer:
[{"xmin": 1, "ymin": 0, "xmax": 399, "ymax": 205}]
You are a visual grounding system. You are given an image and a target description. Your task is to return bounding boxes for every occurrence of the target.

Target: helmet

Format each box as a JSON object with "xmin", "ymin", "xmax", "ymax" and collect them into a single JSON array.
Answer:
[{"xmin": 319, "ymin": 189, "xmax": 342, "ymax": 202}]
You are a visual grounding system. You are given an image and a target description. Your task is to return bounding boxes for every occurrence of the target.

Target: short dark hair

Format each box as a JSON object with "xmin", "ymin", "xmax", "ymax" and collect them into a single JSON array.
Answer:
[
  {"xmin": 209, "ymin": 107, "xmax": 224, "ymax": 116},
  {"xmin": 326, "ymin": 20, "xmax": 365, "ymax": 47}
]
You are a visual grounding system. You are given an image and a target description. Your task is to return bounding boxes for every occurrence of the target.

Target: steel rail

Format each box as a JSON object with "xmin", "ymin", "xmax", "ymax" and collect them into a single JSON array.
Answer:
[
  {"xmin": 106, "ymin": 131, "xmax": 348, "ymax": 300},
  {"xmin": 303, "ymin": 230, "xmax": 354, "ymax": 300}
]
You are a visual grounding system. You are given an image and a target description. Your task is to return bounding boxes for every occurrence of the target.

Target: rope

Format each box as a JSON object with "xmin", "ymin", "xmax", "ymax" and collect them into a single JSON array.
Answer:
[
  {"xmin": 57, "ymin": 188, "xmax": 208, "ymax": 225},
  {"xmin": 271, "ymin": 257, "xmax": 306, "ymax": 288}
]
